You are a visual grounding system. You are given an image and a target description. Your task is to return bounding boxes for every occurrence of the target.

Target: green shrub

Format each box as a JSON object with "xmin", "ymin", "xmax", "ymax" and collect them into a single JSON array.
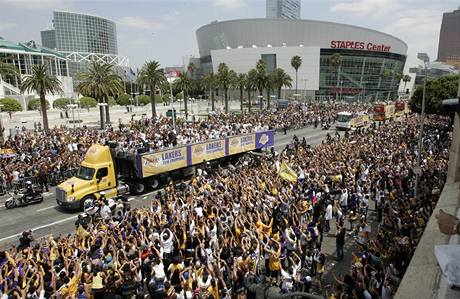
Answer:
[
  {"xmin": 53, "ymin": 98, "xmax": 72, "ymax": 109},
  {"xmin": 138, "ymin": 95, "xmax": 150, "ymax": 106},
  {"xmin": 28, "ymin": 98, "xmax": 50, "ymax": 111},
  {"xmin": 79, "ymin": 97, "xmax": 97, "ymax": 109},
  {"xmin": 0, "ymin": 98, "xmax": 22, "ymax": 117},
  {"xmin": 108, "ymin": 97, "xmax": 117, "ymax": 107},
  {"xmin": 116, "ymin": 94, "xmax": 131, "ymax": 106}
]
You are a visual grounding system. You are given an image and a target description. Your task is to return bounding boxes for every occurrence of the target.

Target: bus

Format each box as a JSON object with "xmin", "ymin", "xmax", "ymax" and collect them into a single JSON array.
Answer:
[
  {"xmin": 395, "ymin": 100, "xmax": 409, "ymax": 117},
  {"xmin": 373, "ymin": 103, "xmax": 395, "ymax": 121},
  {"xmin": 336, "ymin": 112, "xmax": 370, "ymax": 130}
]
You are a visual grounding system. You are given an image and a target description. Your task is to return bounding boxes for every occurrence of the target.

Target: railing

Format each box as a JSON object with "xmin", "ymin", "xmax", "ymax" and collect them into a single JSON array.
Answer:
[{"xmin": 0, "ymin": 168, "xmax": 77, "ymax": 195}]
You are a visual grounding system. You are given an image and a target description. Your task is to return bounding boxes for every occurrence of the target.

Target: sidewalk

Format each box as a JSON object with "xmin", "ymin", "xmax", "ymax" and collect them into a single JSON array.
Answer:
[{"xmin": 1, "ymin": 100, "xmax": 242, "ymax": 133}]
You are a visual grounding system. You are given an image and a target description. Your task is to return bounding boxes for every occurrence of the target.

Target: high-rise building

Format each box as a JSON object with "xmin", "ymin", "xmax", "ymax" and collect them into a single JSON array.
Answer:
[
  {"xmin": 437, "ymin": 7, "xmax": 460, "ymax": 63},
  {"xmin": 266, "ymin": 0, "xmax": 301, "ymax": 19},
  {"xmin": 41, "ymin": 11, "xmax": 117, "ymax": 54},
  {"xmin": 41, "ymin": 11, "xmax": 130, "ymax": 88}
]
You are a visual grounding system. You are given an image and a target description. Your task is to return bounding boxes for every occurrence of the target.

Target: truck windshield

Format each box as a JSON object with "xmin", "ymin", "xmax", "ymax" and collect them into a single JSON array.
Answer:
[
  {"xmin": 76, "ymin": 166, "xmax": 95, "ymax": 180},
  {"xmin": 337, "ymin": 114, "xmax": 352, "ymax": 122}
]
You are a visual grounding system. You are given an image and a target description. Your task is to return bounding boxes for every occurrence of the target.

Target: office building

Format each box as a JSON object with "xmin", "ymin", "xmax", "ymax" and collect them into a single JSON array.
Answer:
[
  {"xmin": 41, "ymin": 11, "xmax": 129, "ymax": 88},
  {"xmin": 266, "ymin": 0, "xmax": 301, "ymax": 19},
  {"xmin": 437, "ymin": 7, "xmax": 460, "ymax": 64},
  {"xmin": 195, "ymin": 19, "xmax": 407, "ymax": 101},
  {"xmin": 0, "ymin": 38, "xmax": 73, "ymax": 109}
]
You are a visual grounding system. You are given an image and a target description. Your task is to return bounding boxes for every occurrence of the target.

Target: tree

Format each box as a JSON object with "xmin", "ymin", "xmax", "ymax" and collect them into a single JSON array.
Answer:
[
  {"xmin": 202, "ymin": 72, "xmax": 217, "ymax": 111},
  {"xmin": 77, "ymin": 62, "xmax": 124, "ymax": 129},
  {"xmin": 21, "ymin": 65, "xmax": 62, "ymax": 130},
  {"xmin": 331, "ymin": 53, "xmax": 342, "ymax": 101},
  {"xmin": 0, "ymin": 57, "xmax": 18, "ymax": 87},
  {"xmin": 108, "ymin": 97, "xmax": 117, "ymax": 107},
  {"xmin": 255, "ymin": 60, "xmax": 268, "ymax": 109},
  {"xmin": 137, "ymin": 61, "xmax": 166, "ymax": 121},
  {"xmin": 53, "ymin": 98, "xmax": 71, "ymax": 110},
  {"xmin": 290, "ymin": 55, "xmax": 302, "ymax": 94},
  {"xmin": 403, "ymin": 74, "xmax": 412, "ymax": 90},
  {"xmin": 245, "ymin": 69, "xmax": 257, "ymax": 113},
  {"xmin": 138, "ymin": 95, "xmax": 151, "ymax": 106},
  {"xmin": 234, "ymin": 73, "xmax": 247, "ymax": 112},
  {"xmin": 380, "ymin": 69, "xmax": 392, "ymax": 100},
  {"xmin": 0, "ymin": 98, "xmax": 22, "ymax": 118},
  {"xmin": 79, "ymin": 97, "xmax": 97, "ymax": 111},
  {"xmin": 175, "ymin": 72, "xmax": 192, "ymax": 117},
  {"xmin": 271, "ymin": 68, "xmax": 292, "ymax": 99},
  {"xmin": 216, "ymin": 63, "xmax": 234, "ymax": 113},
  {"xmin": 28, "ymin": 98, "xmax": 50, "ymax": 111},
  {"xmin": 116, "ymin": 93, "xmax": 131, "ymax": 106},
  {"xmin": 410, "ymin": 74, "xmax": 458, "ymax": 115}
]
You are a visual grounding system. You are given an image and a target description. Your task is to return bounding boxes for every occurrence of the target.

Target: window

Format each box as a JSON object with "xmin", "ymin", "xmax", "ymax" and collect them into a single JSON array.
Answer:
[
  {"xmin": 96, "ymin": 167, "xmax": 108, "ymax": 178},
  {"xmin": 261, "ymin": 54, "xmax": 276, "ymax": 73}
]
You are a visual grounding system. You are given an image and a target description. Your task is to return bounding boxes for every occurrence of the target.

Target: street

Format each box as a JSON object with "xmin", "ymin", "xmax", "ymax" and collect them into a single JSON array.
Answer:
[{"xmin": 0, "ymin": 125, "xmax": 338, "ymax": 247}]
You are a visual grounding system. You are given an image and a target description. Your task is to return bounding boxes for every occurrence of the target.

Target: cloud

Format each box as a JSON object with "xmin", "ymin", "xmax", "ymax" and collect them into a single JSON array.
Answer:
[
  {"xmin": 213, "ymin": 0, "xmax": 247, "ymax": 10},
  {"xmin": 0, "ymin": 0, "xmax": 70, "ymax": 10},
  {"xmin": 118, "ymin": 16, "xmax": 166, "ymax": 30},
  {"xmin": 330, "ymin": 0, "xmax": 403, "ymax": 18},
  {"xmin": 0, "ymin": 22, "xmax": 16, "ymax": 31}
]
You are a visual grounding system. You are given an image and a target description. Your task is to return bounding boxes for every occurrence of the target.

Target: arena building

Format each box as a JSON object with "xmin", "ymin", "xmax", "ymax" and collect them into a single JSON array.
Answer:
[{"xmin": 195, "ymin": 19, "xmax": 407, "ymax": 101}]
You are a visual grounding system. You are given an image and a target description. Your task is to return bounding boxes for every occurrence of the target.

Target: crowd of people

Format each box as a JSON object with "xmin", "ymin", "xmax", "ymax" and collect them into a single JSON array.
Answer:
[
  {"xmin": 0, "ymin": 102, "xmax": 360, "ymax": 192},
  {"xmin": 0, "ymin": 109, "xmax": 451, "ymax": 298}
]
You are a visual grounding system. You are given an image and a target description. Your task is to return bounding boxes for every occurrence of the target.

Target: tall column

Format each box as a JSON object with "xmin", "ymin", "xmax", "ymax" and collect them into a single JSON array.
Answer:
[
  {"xmin": 447, "ymin": 81, "xmax": 460, "ymax": 183},
  {"xmin": 447, "ymin": 112, "xmax": 460, "ymax": 183}
]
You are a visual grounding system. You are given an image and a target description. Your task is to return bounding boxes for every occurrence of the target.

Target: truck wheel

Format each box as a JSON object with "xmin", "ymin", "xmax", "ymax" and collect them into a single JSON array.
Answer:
[
  {"xmin": 133, "ymin": 182, "xmax": 146, "ymax": 195},
  {"xmin": 80, "ymin": 195, "xmax": 96, "ymax": 211},
  {"xmin": 150, "ymin": 178, "xmax": 160, "ymax": 190}
]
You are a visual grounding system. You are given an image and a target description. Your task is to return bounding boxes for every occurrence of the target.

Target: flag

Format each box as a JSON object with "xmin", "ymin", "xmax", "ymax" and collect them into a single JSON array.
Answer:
[{"xmin": 278, "ymin": 162, "xmax": 298, "ymax": 182}]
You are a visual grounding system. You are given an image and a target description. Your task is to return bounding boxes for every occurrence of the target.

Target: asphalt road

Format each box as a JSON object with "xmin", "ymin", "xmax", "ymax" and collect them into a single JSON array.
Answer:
[{"xmin": 0, "ymin": 126, "xmax": 338, "ymax": 247}]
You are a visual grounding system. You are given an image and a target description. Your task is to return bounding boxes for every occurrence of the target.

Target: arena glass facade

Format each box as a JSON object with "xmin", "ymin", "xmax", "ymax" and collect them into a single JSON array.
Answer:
[{"xmin": 319, "ymin": 49, "xmax": 406, "ymax": 101}]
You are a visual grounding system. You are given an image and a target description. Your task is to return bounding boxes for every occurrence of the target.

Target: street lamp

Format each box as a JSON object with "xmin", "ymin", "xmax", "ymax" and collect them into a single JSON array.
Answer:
[
  {"xmin": 257, "ymin": 95, "xmax": 264, "ymax": 109},
  {"xmin": 166, "ymin": 73, "xmax": 177, "ymax": 132},
  {"xmin": 414, "ymin": 53, "xmax": 430, "ymax": 200},
  {"xmin": 97, "ymin": 102, "xmax": 108, "ymax": 129},
  {"xmin": 0, "ymin": 104, "xmax": 4, "ymax": 139},
  {"xmin": 66, "ymin": 104, "xmax": 78, "ymax": 129}
]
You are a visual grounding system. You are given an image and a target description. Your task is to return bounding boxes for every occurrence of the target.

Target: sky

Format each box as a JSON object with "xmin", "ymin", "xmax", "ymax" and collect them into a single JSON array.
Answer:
[{"xmin": 0, "ymin": 0, "xmax": 458, "ymax": 71}]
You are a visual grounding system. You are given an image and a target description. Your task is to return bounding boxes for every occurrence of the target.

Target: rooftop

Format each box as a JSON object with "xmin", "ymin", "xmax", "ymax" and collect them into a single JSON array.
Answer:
[{"xmin": 0, "ymin": 38, "xmax": 66, "ymax": 58}]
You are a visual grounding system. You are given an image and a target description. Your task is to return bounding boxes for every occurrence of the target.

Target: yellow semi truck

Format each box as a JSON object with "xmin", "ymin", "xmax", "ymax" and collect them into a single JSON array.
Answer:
[{"xmin": 56, "ymin": 131, "xmax": 275, "ymax": 210}]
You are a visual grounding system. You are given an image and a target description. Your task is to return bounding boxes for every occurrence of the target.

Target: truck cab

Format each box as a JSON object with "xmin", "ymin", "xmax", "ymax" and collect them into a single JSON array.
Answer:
[
  {"xmin": 336, "ymin": 112, "xmax": 353, "ymax": 130},
  {"xmin": 56, "ymin": 144, "xmax": 124, "ymax": 210}
]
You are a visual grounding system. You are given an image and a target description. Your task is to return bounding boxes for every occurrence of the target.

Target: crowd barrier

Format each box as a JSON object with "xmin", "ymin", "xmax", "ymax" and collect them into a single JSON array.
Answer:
[{"xmin": 0, "ymin": 168, "xmax": 77, "ymax": 195}]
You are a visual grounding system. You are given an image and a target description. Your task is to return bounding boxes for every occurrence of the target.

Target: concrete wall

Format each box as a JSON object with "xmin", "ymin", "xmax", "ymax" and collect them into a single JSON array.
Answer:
[
  {"xmin": 211, "ymin": 46, "xmax": 320, "ymax": 91},
  {"xmin": 197, "ymin": 19, "xmax": 408, "ymax": 57}
]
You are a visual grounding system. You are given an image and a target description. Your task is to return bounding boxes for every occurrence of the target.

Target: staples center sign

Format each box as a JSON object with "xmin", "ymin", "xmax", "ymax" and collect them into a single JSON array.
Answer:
[{"xmin": 330, "ymin": 40, "xmax": 391, "ymax": 52}]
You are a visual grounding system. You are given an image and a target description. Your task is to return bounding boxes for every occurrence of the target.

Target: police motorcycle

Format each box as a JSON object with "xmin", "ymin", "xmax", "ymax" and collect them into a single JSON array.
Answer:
[{"xmin": 5, "ymin": 181, "xmax": 44, "ymax": 209}]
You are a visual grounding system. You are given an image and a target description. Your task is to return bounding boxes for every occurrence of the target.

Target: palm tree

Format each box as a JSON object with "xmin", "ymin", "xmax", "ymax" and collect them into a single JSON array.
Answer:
[
  {"xmin": 271, "ymin": 68, "xmax": 292, "ymax": 99},
  {"xmin": 187, "ymin": 62, "xmax": 196, "ymax": 78},
  {"xmin": 216, "ymin": 63, "xmax": 233, "ymax": 113},
  {"xmin": 77, "ymin": 62, "xmax": 123, "ymax": 129},
  {"xmin": 403, "ymin": 74, "xmax": 411, "ymax": 90},
  {"xmin": 175, "ymin": 72, "xmax": 192, "ymax": 117},
  {"xmin": 0, "ymin": 58, "xmax": 18, "ymax": 82},
  {"xmin": 245, "ymin": 69, "xmax": 257, "ymax": 113},
  {"xmin": 380, "ymin": 69, "xmax": 391, "ymax": 100},
  {"xmin": 21, "ymin": 65, "xmax": 62, "ymax": 131},
  {"xmin": 331, "ymin": 53, "xmax": 342, "ymax": 101},
  {"xmin": 290, "ymin": 56, "xmax": 302, "ymax": 94},
  {"xmin": 137, "ymin": 61, "xmax": 166, "ymax": 120},
  {"xmin": 202, "ymin": 72, "xmax": 217, "ymax": 111},
  {"xmin": 234, "ymin": 73, "xmax": 246, "ymax": 112},
  {"xmin": 255, "ymin": 60, "xmax": 268, "ymax": 109},
  {"xmin": 187, "ymin": 62, "xmax": 197, "ymax": 98}
]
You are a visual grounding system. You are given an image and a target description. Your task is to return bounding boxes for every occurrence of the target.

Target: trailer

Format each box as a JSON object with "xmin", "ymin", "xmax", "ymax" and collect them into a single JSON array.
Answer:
[{"xmin": 56, "ymin": 130, "xmax": 275, "ymax": 210}]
